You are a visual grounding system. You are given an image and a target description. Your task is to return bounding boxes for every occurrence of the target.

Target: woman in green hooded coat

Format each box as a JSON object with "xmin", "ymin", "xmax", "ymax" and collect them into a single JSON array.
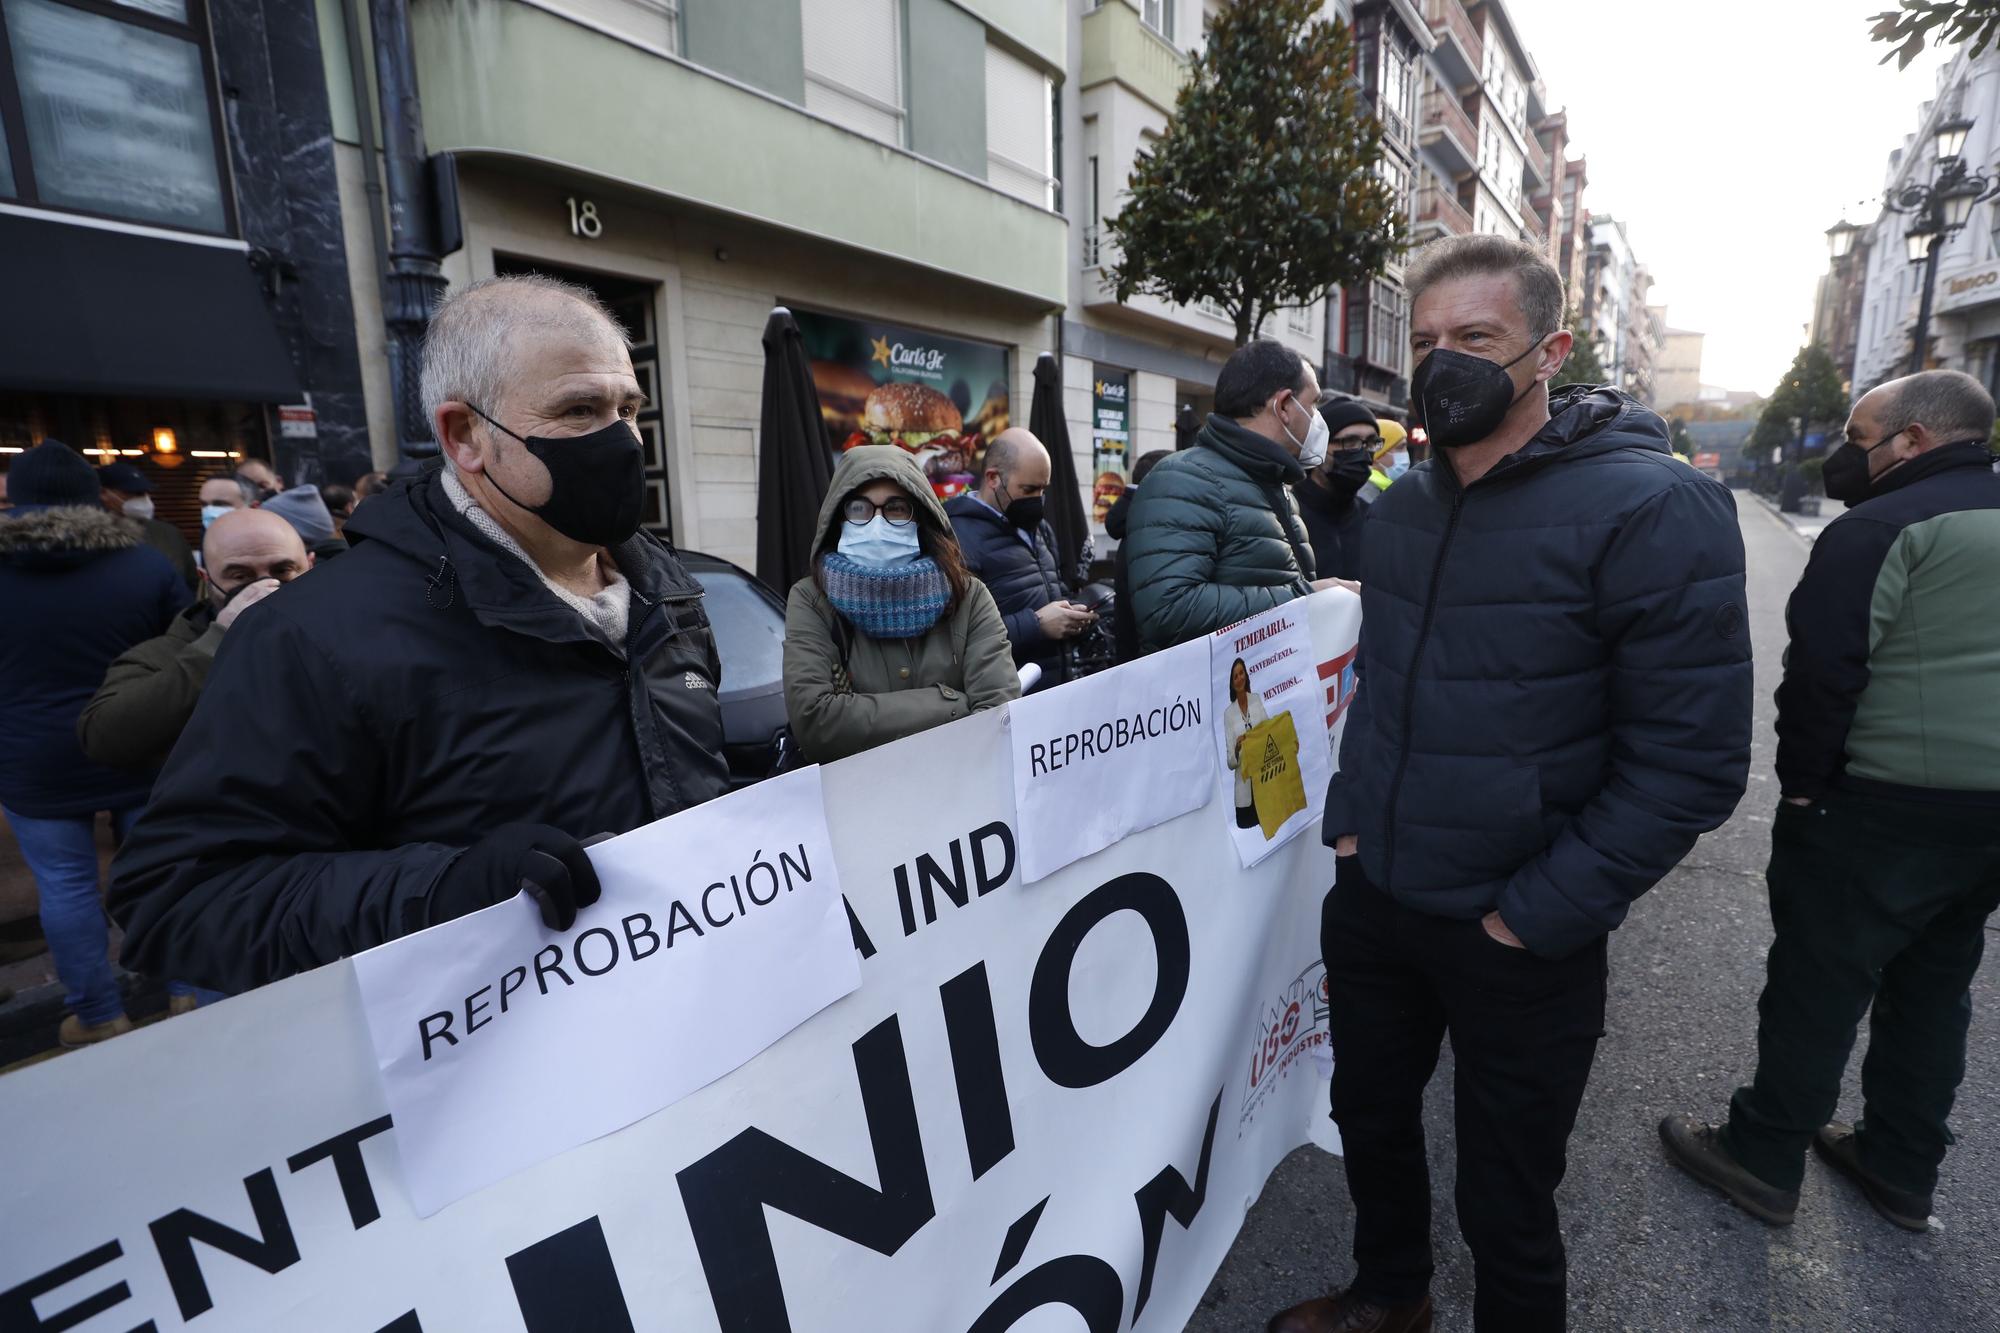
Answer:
[{"xmin": 783, "ymin": 446, "xmax": 1020, "ymax": 763}]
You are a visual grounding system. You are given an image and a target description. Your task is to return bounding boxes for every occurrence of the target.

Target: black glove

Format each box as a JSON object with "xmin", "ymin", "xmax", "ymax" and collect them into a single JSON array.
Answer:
[{"xmin": 429, "ymin": 823, "xmax": 603, "ymax": 932}]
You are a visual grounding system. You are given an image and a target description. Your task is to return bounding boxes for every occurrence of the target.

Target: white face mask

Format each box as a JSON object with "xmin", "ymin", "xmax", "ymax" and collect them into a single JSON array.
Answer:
[
  {"xmin": 122, "ymin": 495, "xmax": 155, "ymax": 521},
  {"xmin": 1385, "ymin": 451, "xmax": 1410, "ymax": 480},
  {"xmin": 200, "ymin": 504, "xmax": 232, "ymax": 529},
  {"xmin": 1280, "ymin": 397, "xmax": 1330, "ymax": 470},
  {"xmin": 837, "ymin": 513, "xmax": 922, "ymax": 566}
]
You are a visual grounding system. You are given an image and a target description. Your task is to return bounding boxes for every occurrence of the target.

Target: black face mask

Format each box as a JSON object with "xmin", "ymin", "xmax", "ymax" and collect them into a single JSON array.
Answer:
[
  {"xmin": 1410, "ymin": 334, "xmax": 1549, "ymax": 450},
  {"xmin": 1319, "ymin": 451, "xmax": 1374, "ymax": 500},
  {"xmin": 1820, "ymin": 432, "xmax": 1903, "ymax": 504},
  {"xmin": 996, "ymin": 481, "xmax": 1045, "ymax": 532},
  {"xmin": 467, "ymin": 405, "xmax": 644, "ymax": 547}
]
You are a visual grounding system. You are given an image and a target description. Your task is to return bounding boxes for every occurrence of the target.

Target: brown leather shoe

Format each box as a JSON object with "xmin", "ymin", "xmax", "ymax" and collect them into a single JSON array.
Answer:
[
  {"xmin": 58, "ymin": 1013, "xmax": 133, "ymax": 1048},
  {"xmin": 1266, "ymin": 1288, "xmax": 1433, "ymax": 1333}
]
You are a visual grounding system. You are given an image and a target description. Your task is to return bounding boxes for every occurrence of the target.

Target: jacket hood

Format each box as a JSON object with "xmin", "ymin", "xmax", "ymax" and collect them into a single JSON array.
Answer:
[
  {"xmin": 0, "ymin": 505, "xmax": 143, "ymax": 572},
  {"xmin": 1495, "ymin": 386, "xmax": 1669, "ymax": 475},
  {"xmin": 1199, "ymin": 414, "xmax": 1307, "ymax": 486},
  {"xmin": 815, "ymin": 446, "xmax": 951, "ymax": 547}
]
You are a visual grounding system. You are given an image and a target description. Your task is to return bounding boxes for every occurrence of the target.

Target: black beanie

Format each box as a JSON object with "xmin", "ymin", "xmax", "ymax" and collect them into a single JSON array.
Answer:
[
  {"xmin": 7, "ymin": 440, "xmax": 101, "ymax": 508},
  {"xmin": 1317, "ymin": 398, "xmax": 1378, "ymax": 437}
]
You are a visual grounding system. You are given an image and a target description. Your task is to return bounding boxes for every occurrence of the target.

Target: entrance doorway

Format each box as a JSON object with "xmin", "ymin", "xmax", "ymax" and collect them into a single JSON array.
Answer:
[{"xmin": 493, "ymin": 256, "xmax": 672, "ymax": 539}]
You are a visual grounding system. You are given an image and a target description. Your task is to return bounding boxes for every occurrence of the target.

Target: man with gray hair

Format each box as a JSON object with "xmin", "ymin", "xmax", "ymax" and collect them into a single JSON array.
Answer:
[
  {"xmin": 1271, "ymin": 234, "xmax": 1752, "ymax": 1333},
  {"xmin": 1663, "ymin": 369, "xmax": 2000, "ymax": 1235},
  {"xmin": 109, "ymin": 274, "xmax": 730, "ymax": 993}
]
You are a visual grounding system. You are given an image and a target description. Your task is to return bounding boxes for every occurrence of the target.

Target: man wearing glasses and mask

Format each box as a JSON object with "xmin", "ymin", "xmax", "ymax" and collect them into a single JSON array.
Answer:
[
  {"xmin": 109, "ymin": 275, "xmax": 730, "ymax": 995},
  {"xmin": 1293, "ymin": 399, "xmax": 1383, "ymax": 581}
]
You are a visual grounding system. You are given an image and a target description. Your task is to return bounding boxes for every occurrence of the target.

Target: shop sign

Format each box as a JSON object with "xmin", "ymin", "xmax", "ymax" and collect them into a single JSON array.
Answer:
[
  {"xmin": 278, "ymin": 402, "xmax": 317, "ymax": 439},
  {"xmin": 793, "ymin": 308, "xmax": 1011, "ymax": 499},
  {"xmin": 1092, "ymin": 370, "xmax": 1131, "ymax": 529},
  {"xmin": 1936, "ymin": 260, "xmax": 2000, "ymax": 313}
]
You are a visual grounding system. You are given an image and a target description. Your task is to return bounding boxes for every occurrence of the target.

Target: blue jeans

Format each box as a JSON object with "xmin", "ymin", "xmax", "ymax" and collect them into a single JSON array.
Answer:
[{"xmin": 3, "ymin": 806, "xmax": 220, "ymax": 1023}]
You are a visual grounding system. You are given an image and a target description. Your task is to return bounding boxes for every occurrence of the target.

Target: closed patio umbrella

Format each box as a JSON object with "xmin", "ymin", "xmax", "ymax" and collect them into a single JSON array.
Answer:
[
  {"xmin": 755, "ymin": 306, "xmax": 835, "ymax": 591},
  {"xmin": 1028, "ymin": 352, "xmax": 1090, "ymax": 584}
]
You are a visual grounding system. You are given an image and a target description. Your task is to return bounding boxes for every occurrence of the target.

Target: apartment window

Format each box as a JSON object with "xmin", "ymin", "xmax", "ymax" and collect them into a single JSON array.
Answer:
[
  {"xmin": 985, "ymin": 42, "xmax": 1054, "ymax": 208},
  {"xmin": 802, "ymin": 0, "xmax": 904, "ymax": 145},
  {"xmin": 1369, "ymin": 278, "xmax": 1407, "ymax": 377},
  {"xmin": 1376, "ymin": 154, "xmax": 1410, "ymax": 210},
  {"xmin": 1142, "ymin": 0, "xmax": 1173, "ymax": 42},
  {"xmin": 1287, "ymin": 303, "xmax": 1314, "ymax": 336},
  {"xmin": 1084, "ymin": 151, "xmax": 1102, "ymax": 265},
  {"xmin": 0, "ymin": 0, "xmax": 232, "ymax": 233},
  {"xmin": 1379, "ymin": 41, "xmax": 1415, "ymax": 143},
  {"xmin": 546, "ymin": 0, "xmax": 680, "ymax": 55}
]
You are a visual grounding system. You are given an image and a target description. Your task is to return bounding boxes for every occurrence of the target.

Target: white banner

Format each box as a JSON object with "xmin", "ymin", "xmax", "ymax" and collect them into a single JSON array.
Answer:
[
  {"xmin": 1008, "ymin": 635, "xmax": 1214, "ymax": 883},
  {"xmin": 0, "ymin": 594, "xmax": 1362, "ymax": 1333},
  {"xmin": 353, "ymin": 766, "xmax": 860, "ymax": 1216}
]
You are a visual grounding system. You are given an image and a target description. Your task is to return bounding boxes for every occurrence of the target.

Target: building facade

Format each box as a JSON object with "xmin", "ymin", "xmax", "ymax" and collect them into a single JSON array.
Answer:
[
  {"xmin": 1579, "ymin": 214, "xmax": 1663, "ymax": 403},
  {"xmin": 1851, "ymin": 45, "xmax": 2000, "ymax": 400},
  {"xmin": 323, "ymin": 0, "xmax": 1067, "ymax": 571},
  {"xmin": 1654, "ymin": 326, "xmax": 1704, "ymax": 415},
  {"xmin": 0, "ymin": 0, "xmax": 373, "ymax": 541}
]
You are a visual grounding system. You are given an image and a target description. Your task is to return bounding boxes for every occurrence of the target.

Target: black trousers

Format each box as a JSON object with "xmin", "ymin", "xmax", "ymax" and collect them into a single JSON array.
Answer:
[
  {"xmin": 1323, "ymin": 859, "xmax": 1607, "ymax": 1332},
  {"xmin": 1724, "ymin": 789, "xmax": 2000, "ymax": 1193}
]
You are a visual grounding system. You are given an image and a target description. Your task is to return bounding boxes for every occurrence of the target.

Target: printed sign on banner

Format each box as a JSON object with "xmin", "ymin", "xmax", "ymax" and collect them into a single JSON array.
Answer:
[
  {"xmin": 1008, "ymin": 634, "xmax": 1214, "ymax": 882},
  {"xmin": 1212, "ymin": 601, "xmax": 1336, "ymax": 866},
  {"xmin": 352, "ymin": 765, "xmax": 859, "ymax": 1216}
]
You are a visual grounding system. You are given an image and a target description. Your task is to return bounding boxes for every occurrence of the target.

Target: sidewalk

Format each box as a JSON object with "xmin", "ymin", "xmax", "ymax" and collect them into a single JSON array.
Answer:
[{"xmin": 1745, "ymin": 488, "xmax": 1848, "ymax": 544}]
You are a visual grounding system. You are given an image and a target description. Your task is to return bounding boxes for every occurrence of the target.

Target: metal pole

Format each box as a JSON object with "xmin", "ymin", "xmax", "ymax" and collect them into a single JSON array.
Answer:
[
  {"xmin": 1910, "ymin": 203, "xmax": 1943, "ymax": 376},
  {"xmin": 369, "ymin": 0, "xmax": 447, "ymax": 460}
]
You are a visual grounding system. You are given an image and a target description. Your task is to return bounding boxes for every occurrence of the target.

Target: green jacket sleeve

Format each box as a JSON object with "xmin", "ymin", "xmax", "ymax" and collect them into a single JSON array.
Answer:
[
  {"xmin": 1125, "ymin": 468, "xmax": 1296, "ymax": 648},
  {"xmin": 784, "ymin": 583, "xmax": 971, "ymax": 764},
  {"xmin": 958, "ymin": 582, "xmax": 1024, "ymax": 712},
  {"xmin": 77, "ymin": 622, "xmax": 225, "ymax": 770}
]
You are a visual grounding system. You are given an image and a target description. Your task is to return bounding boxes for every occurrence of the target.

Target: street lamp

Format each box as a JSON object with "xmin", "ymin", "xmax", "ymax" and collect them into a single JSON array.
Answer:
[
  {"xmin": 1827, "ymin": 219, "xmax": 1860, "ymax": 260},
  {"xmin": 1886, "ymin": 113, "xmax": 2000, "ymax": 374}
]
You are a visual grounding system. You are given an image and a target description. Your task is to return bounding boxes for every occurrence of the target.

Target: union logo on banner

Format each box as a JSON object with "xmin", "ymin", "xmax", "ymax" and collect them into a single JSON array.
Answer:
[
  {"xmin": 1238, "ymin": 959, "xmax": 1331, "ymax": 1135},
  {"xmin": 1318, "ymin": 646, "xmax": 1359, "ymax": 730}
]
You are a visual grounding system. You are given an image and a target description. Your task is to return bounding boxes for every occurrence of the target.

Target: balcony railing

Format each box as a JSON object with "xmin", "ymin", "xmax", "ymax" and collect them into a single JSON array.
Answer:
[
  {"xmin": 1415, "ymin": 184, "xmax": 1473, "ymax": 237},
  {"xmin": 1422, "ymin": 0, "xmax": 1483, "ymax": 84},
  {"xmin": 1421, "ymin": 89, "xmax": 1478, "ymax": 169},
  {"xmin": 1524, "ymin": 132, "xmax": 1551, "ymax": 186},
  {"xmin": 1520, "ymin": 209, "xmax": 1546, "ymax": 247}
]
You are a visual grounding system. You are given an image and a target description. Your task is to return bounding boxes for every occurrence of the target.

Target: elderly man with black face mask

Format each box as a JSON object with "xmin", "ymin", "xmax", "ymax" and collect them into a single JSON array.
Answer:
[
  {"xmin": 1268, "ymin": 234, "xmax": 1753, "ymax": 1333},
  {"xmin": 78, "ymin": 508, "xmax": 312, "ymax": 772},
  {"xmin": 108, "ymin": 274, "xmax": 730, "ymax": 995}
]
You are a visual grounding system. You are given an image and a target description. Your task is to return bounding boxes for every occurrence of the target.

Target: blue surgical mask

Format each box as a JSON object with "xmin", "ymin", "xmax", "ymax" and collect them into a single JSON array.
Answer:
[
  {"xmin": 1384, "ymin": 452, "xmax": 1410, "ymax": 481},
  {"xmin": 837, "ymin": 513, "xmax": 922, "ymax": 566},
  {"xmin": 200, "ymin": 504, "xmax": 233, "ymax": 529}
]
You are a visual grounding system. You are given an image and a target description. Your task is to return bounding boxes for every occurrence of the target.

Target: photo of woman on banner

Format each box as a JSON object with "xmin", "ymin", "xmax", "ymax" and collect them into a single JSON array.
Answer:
[{"xmin": 1222, "ymin": 656, "xmax": 1269, "ymax": 829}]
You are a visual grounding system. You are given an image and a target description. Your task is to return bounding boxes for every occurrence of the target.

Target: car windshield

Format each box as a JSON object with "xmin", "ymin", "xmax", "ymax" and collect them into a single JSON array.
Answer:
[{"xmin": 690, "ymin": 567, "xmax": 785, "ymax": 693}]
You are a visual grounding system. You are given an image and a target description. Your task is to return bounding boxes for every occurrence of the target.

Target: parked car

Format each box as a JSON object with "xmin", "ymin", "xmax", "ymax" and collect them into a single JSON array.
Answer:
[{"xmin": 683, "ymin": 552, "xmax": 790, "ymax": 787}]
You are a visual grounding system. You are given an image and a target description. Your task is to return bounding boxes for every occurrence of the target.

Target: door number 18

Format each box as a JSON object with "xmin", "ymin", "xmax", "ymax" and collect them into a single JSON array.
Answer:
[{"xmin": 566, "ymin": 197, "xmax": 603, "ymax": 239}]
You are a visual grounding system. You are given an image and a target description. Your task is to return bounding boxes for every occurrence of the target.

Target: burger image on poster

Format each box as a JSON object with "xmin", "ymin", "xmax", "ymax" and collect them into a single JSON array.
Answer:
[
  {"xmin": 1092, "ymin": 471, "xmax": 1126, "ymax": 525},
  {"xmin": 812, "ymin": 361, "xmax": 876, "ymax": 442},
  {"xmin": 844, "ymin": 382, "xmax": 982, "ymax": 498}
]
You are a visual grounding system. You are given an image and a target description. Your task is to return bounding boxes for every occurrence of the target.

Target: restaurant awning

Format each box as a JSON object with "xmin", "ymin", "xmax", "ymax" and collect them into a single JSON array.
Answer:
[{"xmin": 0, "ymin": 212, "xmax": 303, "ymax": 403}]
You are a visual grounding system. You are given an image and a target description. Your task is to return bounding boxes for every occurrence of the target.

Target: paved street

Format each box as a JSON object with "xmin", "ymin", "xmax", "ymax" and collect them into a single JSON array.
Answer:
[{"xmin": 1193, "ymin": 491, "xmax": 2000, "ymax": 1331}]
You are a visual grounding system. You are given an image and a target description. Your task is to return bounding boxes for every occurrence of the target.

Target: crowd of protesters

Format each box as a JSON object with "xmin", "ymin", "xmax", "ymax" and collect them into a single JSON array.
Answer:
[{"xmin": 1, "ymin": 236, "xmax": 1996, "ymax": 1333}]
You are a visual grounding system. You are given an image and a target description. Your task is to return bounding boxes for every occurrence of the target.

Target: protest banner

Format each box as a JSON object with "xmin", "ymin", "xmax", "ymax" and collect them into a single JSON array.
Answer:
[
  {"xmin": 1008, "ymin": 635, "xmax": 1214, "ymax": 883},
  {"xmin": 0, "ymin": 594, "xmax": 1360, "ymax": 1333},
  {"xmin": 353, "ymin": 766, "xmax": 860, "ymax": 1216},
  {"xmin": 1211, "ymin": 600, "xmax": 1341, "ymax": 866}
]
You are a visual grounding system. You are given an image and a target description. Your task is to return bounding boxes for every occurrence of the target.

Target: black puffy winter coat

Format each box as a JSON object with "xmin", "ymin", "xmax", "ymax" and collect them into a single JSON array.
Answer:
[
  {"xmin": 1323, "ymin": 387, "xmax": 1752, "ymax": 958},
  {"xmin": 945, "ymin": 493, "xmax": 1071, "ymax": 682},
  {"xmin": 108, "ymin": 469, "xmax": 730, "ymax": 993}
]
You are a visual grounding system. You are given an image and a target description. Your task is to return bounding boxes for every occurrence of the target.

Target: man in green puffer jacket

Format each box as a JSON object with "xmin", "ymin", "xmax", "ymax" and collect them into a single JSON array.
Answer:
[{"xmin": 1123, "ymin": 340, "xmax": 1336, "ymax": 651}]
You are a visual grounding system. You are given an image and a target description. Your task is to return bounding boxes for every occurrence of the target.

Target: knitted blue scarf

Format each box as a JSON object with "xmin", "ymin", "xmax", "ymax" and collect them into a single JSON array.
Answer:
[{"xmin": 821, "ymin": 552, "xmax": 952, "ymax": 639}]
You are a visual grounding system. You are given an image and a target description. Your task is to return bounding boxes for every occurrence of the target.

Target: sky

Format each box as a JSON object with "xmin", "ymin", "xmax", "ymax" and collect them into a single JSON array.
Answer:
[{"xmin": 1499, "ymin": 1, "xmax": 1948, "ymax": 393}]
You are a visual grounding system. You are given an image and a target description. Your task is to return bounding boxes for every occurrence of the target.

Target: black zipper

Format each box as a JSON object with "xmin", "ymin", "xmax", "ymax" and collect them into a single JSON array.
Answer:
[{"xmin": 1380, "ymin": 490, "xmax": 1465, "ymax": 889}]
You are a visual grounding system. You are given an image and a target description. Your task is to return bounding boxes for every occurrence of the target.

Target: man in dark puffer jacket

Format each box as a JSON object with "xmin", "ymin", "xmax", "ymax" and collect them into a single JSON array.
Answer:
[
  {"xmin": 946, "ymin": 428, "xmax": 1096, "ymax": 687},
  {"xmin": 1123, "ymin": 340, "xmax": 1333, "ymax": 651},
  {"xmin": 1269, "ymin": 235, "xmax": 1752, "ymax": 1333}
]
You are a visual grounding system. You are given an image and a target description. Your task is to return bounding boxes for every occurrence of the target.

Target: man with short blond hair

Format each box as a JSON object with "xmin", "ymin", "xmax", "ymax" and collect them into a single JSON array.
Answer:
[
  {"xmin": 110, "ymin": 274, "xmax": 730, "ymax": 994},
  {"xmin": 1269, "ymin": 234, "xmax": 1752, "ymax": 1333}
]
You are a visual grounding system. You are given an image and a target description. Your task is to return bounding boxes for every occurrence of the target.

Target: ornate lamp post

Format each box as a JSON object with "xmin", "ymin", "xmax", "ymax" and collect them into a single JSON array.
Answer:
[{"xmin": 1886, "ymin": 116, "xmax": 1999, "ymax": 375}]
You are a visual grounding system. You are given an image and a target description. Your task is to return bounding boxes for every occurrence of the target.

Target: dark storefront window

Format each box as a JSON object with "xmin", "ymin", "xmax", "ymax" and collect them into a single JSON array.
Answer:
[{"xmin": 0, "ymin": 0, "xmax": 232, "ymax": 234}]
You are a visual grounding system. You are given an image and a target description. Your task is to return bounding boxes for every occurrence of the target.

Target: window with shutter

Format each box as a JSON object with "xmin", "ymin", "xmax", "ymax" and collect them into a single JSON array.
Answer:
[
  {"xmin": 541, "ymin": 0, "xmax": 679, "ymax": 55},
  {"xmin": 802, "ymin": 0, "xmax": 904, "ymax": 145},
  {"xmin": 985, "ymin": 42, "xmax": 1053, "ymax": 208}
]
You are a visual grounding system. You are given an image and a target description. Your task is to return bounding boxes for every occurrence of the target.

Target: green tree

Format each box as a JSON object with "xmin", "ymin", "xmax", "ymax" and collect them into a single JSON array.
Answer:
[
  {"xmin": 1761, "ymin": 344, "xmax": 1849, "ymax": 439},
  {"xmin": 1550, "ymin": 305, "xmax": 1608, "ymax": 388},
  {"xmin": 1871, "ymin": 2, "xmax": 2000, "ymax": 68},
  {"xmin": 1105, "ymin": 0, "xmax": 1402, "ymax": 345}
]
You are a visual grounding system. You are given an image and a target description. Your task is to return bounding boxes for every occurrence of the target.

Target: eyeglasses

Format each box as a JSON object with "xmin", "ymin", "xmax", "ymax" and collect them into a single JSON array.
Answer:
[
  {"xmin": 1333, "ymin": 434, "xmax": 1383, "ymax": 452},
  {"xmin": 843, "ymin": 495, "xmax": 917, "ymax": 525}
]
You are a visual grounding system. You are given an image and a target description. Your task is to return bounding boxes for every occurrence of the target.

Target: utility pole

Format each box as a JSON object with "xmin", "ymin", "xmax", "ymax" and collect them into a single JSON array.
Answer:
[{"xmin": 370, "ymin": 0, "xmax": 448, "ymax": 460}]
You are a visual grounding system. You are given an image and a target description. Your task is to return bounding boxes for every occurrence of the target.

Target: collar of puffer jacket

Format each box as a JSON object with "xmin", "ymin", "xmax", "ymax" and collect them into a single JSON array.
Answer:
[
  {"xmin": 1198, "ymin": 414, "xmax": 1307, "ymax": 485},
  {"xmin": 0, "ymin": 505, "xmax": 142, "ymax": 564},
  {"xmin": 1438, "ymin": 385, "xmax": 1669, "ymax": 491}
]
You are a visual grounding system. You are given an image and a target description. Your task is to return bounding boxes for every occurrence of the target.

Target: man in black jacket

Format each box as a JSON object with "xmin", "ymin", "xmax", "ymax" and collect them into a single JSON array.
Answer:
[
  {"xmin": 946, "ymin": 428, "xmax": 1095, "ymax": 687},
  {"xmin": 1662, "ymin": 370, "xmax": 2000, "ymax": 1234},
  {"xmin": 1268, "ymin": 235, "xmax": 1752, "ymax": 1333},
  {"xmin": 1292, "ymin": 398, "xmax": 1381, "ymax": 581},
  {"xmin": 109, "ymin": 274, "xmax": 731, "ymax": 995}
]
